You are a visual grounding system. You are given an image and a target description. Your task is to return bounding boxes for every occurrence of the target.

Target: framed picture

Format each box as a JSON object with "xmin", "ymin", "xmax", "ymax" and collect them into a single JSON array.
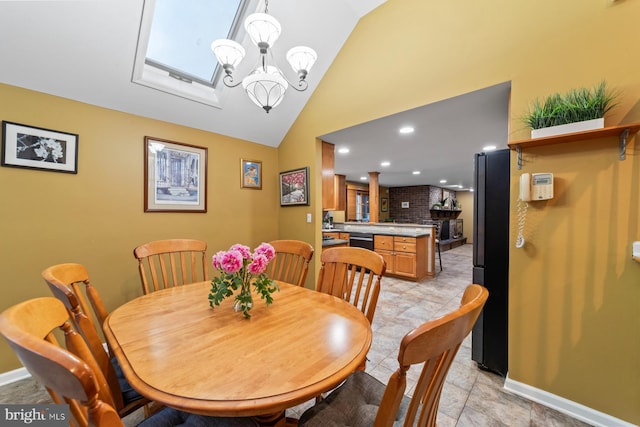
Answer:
[
  {"xmin": 144, "ymin": 136, "xmax": 207, "ymax": 213},
  {"xmin": 1, "ymin": 121, "xmax": 78, "ymax": 174},
  {"xmin": 279, "ymin": 167, "xmax": 309, "ymax": 206},
  {"xmin": 241, "ymin": 159, "xmax": 262, "ymax": 189},
  {"xmin": 381, "ymin": 197, "xmax": 388, "ymax": 212}
]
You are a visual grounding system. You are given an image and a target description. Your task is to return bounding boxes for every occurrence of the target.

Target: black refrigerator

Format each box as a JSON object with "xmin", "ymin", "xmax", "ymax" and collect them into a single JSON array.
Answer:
[{"xmin": 472, "ymin": 149, "xmax": 510, "ymax": 377}]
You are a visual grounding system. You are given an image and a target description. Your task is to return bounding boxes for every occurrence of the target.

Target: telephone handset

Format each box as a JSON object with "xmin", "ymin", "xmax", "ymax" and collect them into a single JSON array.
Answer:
[
  {"xmin": 516, "ymin": 173, "xmax": 554, "ymax": 248},
  {"xmin": 519, "ymin": 173, "xmax": 554, "ymax": 202}
]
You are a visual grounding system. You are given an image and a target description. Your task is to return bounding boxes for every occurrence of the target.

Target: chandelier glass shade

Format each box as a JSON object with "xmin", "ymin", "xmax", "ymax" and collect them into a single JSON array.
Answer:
[
  {"xmin": 244, "ymin": 13, "xmax": 281, "ymax": 49},
  {"xmin": 242, "ymin": 66, "xmax": 288, "ymax": 113},
  {"xmin": 211, "ymin": 6, "xmax": 317, "ymax": 113}
]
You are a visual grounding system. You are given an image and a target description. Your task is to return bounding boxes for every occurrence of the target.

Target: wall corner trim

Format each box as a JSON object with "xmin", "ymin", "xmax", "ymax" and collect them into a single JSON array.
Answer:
[{"xmin": 504, "ymin": 375, "xmax": 636, "ymax": 427}]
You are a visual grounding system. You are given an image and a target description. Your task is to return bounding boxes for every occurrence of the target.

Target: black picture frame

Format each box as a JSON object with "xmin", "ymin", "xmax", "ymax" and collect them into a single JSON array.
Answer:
[
  {"xmin": 279, "ymin": 167, "xmax": 309, "ymax": 206},
  {"xmin": 1, "ymin": 121, "xmax": 78, "ymax": 174}
]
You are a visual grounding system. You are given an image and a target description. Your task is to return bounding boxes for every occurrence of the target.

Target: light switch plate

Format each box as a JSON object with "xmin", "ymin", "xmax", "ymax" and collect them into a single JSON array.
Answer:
[{"xmin": 306, "ymin": 213, "xmax": 312, "ymax": 223}]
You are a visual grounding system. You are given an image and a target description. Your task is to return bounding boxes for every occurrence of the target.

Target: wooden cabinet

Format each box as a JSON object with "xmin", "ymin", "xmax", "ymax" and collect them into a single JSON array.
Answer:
[
  {"xmin": 394, "ymin": 236, "xmax": 417, "ymax": 277},
  {"xmin": 373, "ymin": 235, "xmax": 394, "ymax": 274},
  {"xmin": 374, "ymin": 235, "xmax": 429, "ymax": 280},
  {"xmin": 322, "ymin": 141, "xmax": 335, "ymax": 210},
  {"xmin": 323, "ymin": 232, "xmax": 349, "ymax": 241},
  {"xmin": 334, "ymin": 174, "xmax": 346, "ymax": 211},
  {"xmin": 322, "ymin": 232, "xmax": 349, "ymax": 252}
]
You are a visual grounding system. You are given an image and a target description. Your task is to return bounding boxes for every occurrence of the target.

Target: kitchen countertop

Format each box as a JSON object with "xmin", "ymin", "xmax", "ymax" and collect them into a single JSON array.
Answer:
[
  {"xmin": 322, "ymin": 238, "xmax": 349, "ymax": 247},
  {"xmin": 324, "ymin": 223, "xmax": 433, "ymax": 238}
]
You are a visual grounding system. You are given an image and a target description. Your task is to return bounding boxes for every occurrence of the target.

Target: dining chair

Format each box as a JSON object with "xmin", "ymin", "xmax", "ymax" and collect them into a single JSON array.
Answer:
[
  {"xmin": 266, "ymin": 239, "xmax": 314, "ymax": 286},
  {"xmin": 316, "ymin": 246, "xmax": 386, "ymax": 325},
  {"xmin": 41, "ymin": 263, "xmax": 149, "ymax": 418},
  {"xmin": 0, "ymin": 297, "xmax": 259, "ymax": 427},
  {"xmin": 133, "ymin": 238, "xmax": 208, "ymax": 294},
  {"xmin": 298, "ymin": 284, "xmax": 489, "ymax": 427}
]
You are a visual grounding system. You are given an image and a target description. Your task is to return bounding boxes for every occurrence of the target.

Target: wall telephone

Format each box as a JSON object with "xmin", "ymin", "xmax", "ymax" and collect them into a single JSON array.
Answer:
[
  {"xmin": 519, "ymin": 172, "xmax": 554, "ymax": 201},
  {"xmin": 516, "ymin": 173, "xmax": 554, "ymax": 248}
]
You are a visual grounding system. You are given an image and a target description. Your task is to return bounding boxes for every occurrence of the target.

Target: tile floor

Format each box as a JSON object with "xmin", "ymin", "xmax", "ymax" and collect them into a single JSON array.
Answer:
[
  {"xmin": 0, "ymin": 244, "xmax": 592, "ymax": 426},
  {"xmin": 285, "ymin": 244, "xmax": 592, "ymax": 426}
]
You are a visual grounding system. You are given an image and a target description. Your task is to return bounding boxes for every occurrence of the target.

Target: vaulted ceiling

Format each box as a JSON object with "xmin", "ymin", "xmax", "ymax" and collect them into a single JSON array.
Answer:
[{"xmin": 0, "ymin": 0, "xmax": 510, "ymax": 189}]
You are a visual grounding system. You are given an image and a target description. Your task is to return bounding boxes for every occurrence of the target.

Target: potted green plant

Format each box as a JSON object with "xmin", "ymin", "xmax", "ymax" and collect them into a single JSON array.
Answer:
[{"xmin": 524, "ymin": 81, "xmax": 619, "ymax": 139}]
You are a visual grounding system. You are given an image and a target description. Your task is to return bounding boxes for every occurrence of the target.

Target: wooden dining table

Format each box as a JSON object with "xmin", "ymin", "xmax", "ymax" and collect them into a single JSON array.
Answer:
[{"xmin": 103, "ymin": 281, "xmax": 372, "ymax": 426}]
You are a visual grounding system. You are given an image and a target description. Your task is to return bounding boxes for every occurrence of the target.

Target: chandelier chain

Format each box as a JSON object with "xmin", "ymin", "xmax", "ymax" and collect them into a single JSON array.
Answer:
[{"xmin": 265, "ymin": 0, "xmax": 269, "ymax": 14}]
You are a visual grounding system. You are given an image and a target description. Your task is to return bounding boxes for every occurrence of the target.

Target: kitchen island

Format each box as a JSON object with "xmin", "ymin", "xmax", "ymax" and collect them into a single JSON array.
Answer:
[{"xmin": 326, "ymin": 223, "xmax": 436, "ymax": 281}]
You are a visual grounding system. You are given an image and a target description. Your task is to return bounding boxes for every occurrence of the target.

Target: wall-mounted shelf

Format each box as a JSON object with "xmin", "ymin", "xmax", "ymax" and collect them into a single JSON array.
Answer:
[
  {"xmin": 508, "ymin": 123, "xmax": 640, "ymax": 169},
  {"xmin": 429, "ymin": 209, "xmax": 462, "ymax": 219}
]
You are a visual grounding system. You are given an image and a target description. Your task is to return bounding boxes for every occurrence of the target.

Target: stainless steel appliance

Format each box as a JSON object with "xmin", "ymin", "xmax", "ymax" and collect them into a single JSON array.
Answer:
[
  {"xmin": 349, "ymin": 232, "xmax": 374, "ymax": 251},
  {"xmin": 472, "ymin": 149, "xmax": 510, "ymax": 377}
]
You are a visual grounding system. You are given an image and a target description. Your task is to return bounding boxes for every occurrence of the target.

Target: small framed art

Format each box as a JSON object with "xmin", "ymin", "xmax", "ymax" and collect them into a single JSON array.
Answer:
[
  {"xmin": 279, "ymin": 167, "xmax": 309, "ymax": 206},
  {"xmin": 144, "ymin": 136, "xmax": 207, "ymax": 213},
  {"xmin": 241, "ymin": 159, "xmax": 262, "ymax": 189},
  {"xmin": 1, "ymin": 121, "xmax": 78, "ymax": 174},
  {"xmin": 381, "ymin": 197, "xmax": 388, "ymax": 212}
]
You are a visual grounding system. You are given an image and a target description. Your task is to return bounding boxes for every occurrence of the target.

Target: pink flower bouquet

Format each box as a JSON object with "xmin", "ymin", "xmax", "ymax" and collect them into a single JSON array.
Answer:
[{"xmin": 209, "ymin": 242, "xmax": 278, "ymax": 318}]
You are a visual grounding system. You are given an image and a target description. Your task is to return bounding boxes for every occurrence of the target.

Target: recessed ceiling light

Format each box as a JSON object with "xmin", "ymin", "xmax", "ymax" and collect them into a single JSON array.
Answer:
[
  {"xmin": 439, "ymin": 179, "xmax": 447, "ymax": 183},
  {"xmin": 399, "ymin": 126, "xmax": 414, "ymax": 134},
  {"xmin": 412, "ymin": 171, "xmax": 420, "ymax": 175},
  {"xmin": 381, "ymin": 161, "xmax": 390, "ymax": 167},
  {"xmin": 483, "ymin": 145, "xmax": 497, "ymax": 151},
  {"xmin": 360, "ymin": 176, "xmax": 367, "ymax": 180},
  {"xmin": 338, "ymin": 147, "xmax": 350, "ymax": 154}
]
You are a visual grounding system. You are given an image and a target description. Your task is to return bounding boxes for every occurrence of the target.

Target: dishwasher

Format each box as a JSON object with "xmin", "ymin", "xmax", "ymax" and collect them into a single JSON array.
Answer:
[{"xmin": 348, "ymin": 232, "xmax": 374, "ymax": 251}]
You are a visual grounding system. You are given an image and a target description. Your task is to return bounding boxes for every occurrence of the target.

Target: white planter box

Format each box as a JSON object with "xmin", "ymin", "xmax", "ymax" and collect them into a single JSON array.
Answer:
[{"xmin": 531, "ymin": 118, "xmax": 604, "ymax": 139}]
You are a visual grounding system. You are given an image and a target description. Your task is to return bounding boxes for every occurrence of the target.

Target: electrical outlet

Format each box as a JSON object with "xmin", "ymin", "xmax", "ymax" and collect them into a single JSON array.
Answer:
[{"xmin": 306, "ymin": 213, "xmax": 312, "ymax": 223}]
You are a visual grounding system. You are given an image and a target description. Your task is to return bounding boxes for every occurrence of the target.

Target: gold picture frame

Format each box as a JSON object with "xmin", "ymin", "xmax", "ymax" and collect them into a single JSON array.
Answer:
[{"xmin": 241, "ymin": 159, "xmax": 262, "ymax": 189}]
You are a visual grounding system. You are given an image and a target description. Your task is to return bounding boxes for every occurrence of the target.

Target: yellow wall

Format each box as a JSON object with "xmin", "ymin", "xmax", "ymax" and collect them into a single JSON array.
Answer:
[
  {"xmin": 457, "ymin": 192, "xmax": 474, "ymax": 243},
  {"xmin": 280, "ymin": 0, "xmax": 640, "ymax": 423},
  {"xmin": 0, "ymin": 83, "xmax": 280, "ymax": 372}
]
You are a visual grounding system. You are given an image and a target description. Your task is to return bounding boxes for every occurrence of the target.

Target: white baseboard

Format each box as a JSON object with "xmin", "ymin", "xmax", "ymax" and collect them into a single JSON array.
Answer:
[
  {"xmin": 504, "ymin": 375, "xmax": 637, "ymax": 427},
  {"xmin": 0, "ymin": 367, "xmax": 30, "ymax": 387},
  {"xmin": 1, "ymin": 343, "xmax": 109, "ymax": 388},
  {"xmin": 2, "ymin": 366, "xmax": 636, "ymax": 426}
]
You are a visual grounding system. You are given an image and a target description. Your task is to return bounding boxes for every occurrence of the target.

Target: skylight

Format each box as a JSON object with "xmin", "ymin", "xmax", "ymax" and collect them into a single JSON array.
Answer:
[
  {"xmin": 132, "ymin": 0, "xmax": 254, "ymax": 107},
  {"xmin": 146, "ymin": 0, "xmax": 244, "ymax": 86}
]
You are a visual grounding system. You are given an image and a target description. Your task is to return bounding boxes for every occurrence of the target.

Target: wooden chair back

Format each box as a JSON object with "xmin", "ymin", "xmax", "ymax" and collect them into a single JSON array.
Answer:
[
  {"xmin": 41, "ymin": 263, "xmax": 108, "ymax": 336},
  {"xmin": 133, "ymin": 239, "xmax": 208, "ymax": 294},
  {"xmin": 266, "ymin": 240, "xmax": 314, "ymax": 286},
  {"xmin": 42, "ymin": 263, "xmax": 147, "ymax": 416},
  {"xmin": 317, "ymin": 246, "xmax": 386, "ymax": 324},
  {"xmin": 375, "ymin": 284, "xmax": 489, "ymax": 427},
  {"xmin": 0, "ymin": 297, "xmax": 124, "ymax": 427}
]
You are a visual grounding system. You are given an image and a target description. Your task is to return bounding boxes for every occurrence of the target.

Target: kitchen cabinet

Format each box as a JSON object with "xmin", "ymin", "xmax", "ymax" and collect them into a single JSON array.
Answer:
[
  {"xmin": 334, "ymin": 174, "xmax": 346, "ymax": 211},
  {"xmin": 322, "ymin": 141, "xmax": 335, "ymax": 209},
  {"xmin": 323, "ymin": 232, "xmax": 350, "ymax": 241},
  {"xmin": 374, "ymin": 235, "xmax": 429, "ymax": 280}
]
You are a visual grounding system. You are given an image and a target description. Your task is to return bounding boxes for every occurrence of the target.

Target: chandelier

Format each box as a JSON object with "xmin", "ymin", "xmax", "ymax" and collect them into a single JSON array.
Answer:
[{"xmin": 211, "ymin": 0, "xmax": 317, "ymax": 113}]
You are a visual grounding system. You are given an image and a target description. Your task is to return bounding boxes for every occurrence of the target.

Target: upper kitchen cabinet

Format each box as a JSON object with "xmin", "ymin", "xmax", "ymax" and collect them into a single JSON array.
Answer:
[
  {"xmin": 334, "ymin": 174, "xmax": 346, "ymax": 211},
  {"xmin": 322, "ymin": 141, "xmax": 336, "ymax": 210}
]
